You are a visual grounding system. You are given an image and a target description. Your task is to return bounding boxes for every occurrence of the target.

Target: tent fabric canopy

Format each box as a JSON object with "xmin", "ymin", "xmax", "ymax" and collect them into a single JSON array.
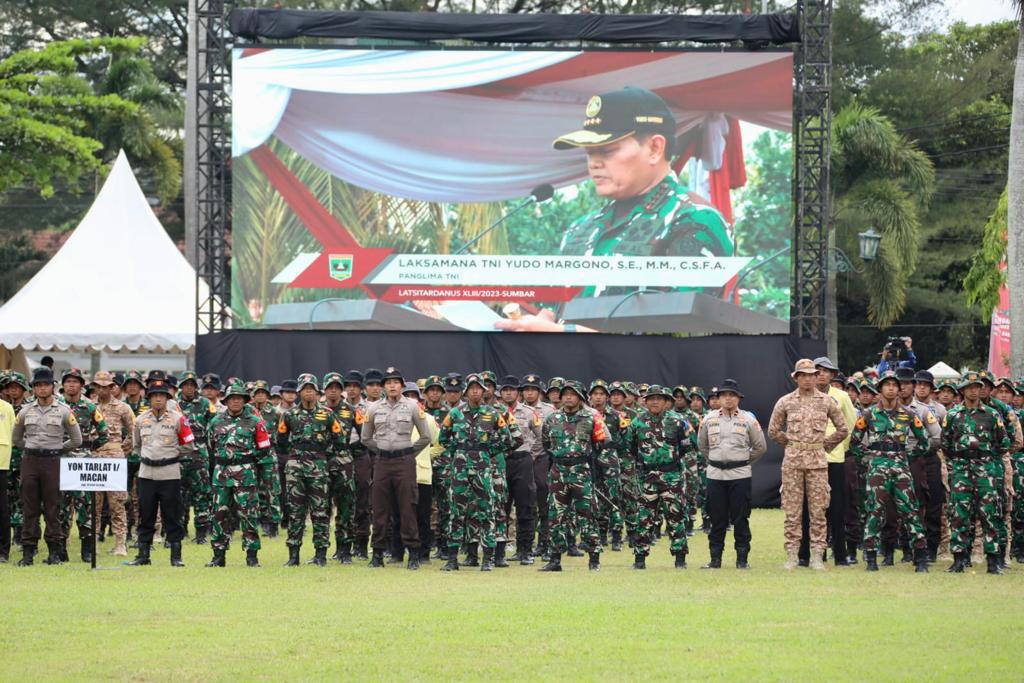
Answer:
[{"xmin": 0, "ymin": 151, "xmax": 205, "ymax": 353}]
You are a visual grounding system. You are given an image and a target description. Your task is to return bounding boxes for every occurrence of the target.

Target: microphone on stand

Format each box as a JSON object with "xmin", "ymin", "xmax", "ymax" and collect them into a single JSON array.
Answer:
[{"xmin": 453, "ymin": 183, "xmax": 555, "ymax": 255}]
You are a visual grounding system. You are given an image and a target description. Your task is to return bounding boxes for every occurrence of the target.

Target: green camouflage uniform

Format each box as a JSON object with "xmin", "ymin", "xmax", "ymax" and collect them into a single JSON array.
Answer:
[
  {"xmin": 612, "ymin": 384, "xmax": 641, "ymax": 544},
  {"xmin": 61, "ymin": 394, "xmax": 109, "ymax": 536},
  {"xmin": 850, "ymin": 403, "xmax": 930, "ymax": 553},
  {"xmin": 276, "ymin": 385, "xmax": 343, "ymax": 550},
  {"xmin": 982, "ymin": 394, "xmax": 1018, "ymax": 553},
  {"xmin": 439, "ymin": 398, "xmax": 512, "ymax": 552},
  {"xmin": 177, "ymin": 389, "xmax": 216, "ymax": 533},
  {"xmin": 5, "ymin": 373, "xmax": 30, "ymax": 536},
  {"xmin": 207, "ymin": 402, "xmax": 273, "ymax": 552},
  {"xmin": 1013, "ymin": 404, "xmax": 1024, "ymax": 557},
  {"xmin": 628, "ymin": 401, "xmax": 698, "ymax": 557},
  {"xmin": 253, "ymin": 401, "xmax": 283, "ymax": 527},
  {"xmin": 488, "ymin": 398, "xmax": 524, "ymax": 543},
  {"xmin": 542, "ymin": 401, "xmax": 607, "ymax": 555},
  {"xmin": 942, "ymin": 393, "xmax": 1010, "ymax": 556},
  {"xmin": 592, "ymin": 393, "xmax": 628, "ymax": 542},
  {"xmin": 323, "ymin": 391, "xmax": 360, "ymax": 550},
  {"xmin": 425, "ymin": 393, "xmax": 451, "ymax": 550}
]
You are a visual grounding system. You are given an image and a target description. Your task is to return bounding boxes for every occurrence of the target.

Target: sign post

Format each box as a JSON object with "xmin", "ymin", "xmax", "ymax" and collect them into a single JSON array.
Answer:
[{"xmin": 59, "ymin": 457, "xmax": 128, "ymax": 570}]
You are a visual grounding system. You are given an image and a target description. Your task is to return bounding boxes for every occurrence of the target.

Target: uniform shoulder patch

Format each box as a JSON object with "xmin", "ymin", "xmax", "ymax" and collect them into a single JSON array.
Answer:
[
  {"xmin": 855, "ymin": 416, "xmax": 866, "ymax": 430},
  {"xmin": 67, "ymin": 412, "xmax": 78, "ymax": 425}
]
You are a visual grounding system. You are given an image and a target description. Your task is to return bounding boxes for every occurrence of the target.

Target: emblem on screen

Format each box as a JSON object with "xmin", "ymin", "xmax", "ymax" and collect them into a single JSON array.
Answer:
[{"xmin": 328, "ymin": 254, "xmax": 354, "ymax": 282}]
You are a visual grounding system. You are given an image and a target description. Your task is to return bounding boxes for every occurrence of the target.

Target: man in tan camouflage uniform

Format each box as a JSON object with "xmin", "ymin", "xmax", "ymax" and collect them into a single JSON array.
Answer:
[
  {"xmin": 91, "ymin": 371, "xmax": 135, "ymax": 556},
  {"xmin": 768, "ymin": 359, "xmax": 849, "ymax": 570}
]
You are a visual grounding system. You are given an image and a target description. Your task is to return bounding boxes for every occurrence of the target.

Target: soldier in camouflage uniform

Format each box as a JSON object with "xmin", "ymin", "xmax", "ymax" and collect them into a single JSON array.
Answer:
[
  {"xmin": 176, "ymin": 371, "xmax": 216, "ymax": 544},
  {"xmin": 546, "ymin": 377, "xmax": 564, "ymax": 410},
  {"xmin": 849, "ymin": 371, "xmax": 931, "ymax": 573},
  {"xmin": 59, "ymin": 368, "xmax": 109, "ymax": 563},
  {"xmin": 276, "ymin": 373, "xmax": 343, "ymax": 567},
  {"xmin": 588, "ymin": 379, "xmax": 628, "ymax": 551},
  {"xmin": 483, "ymin": 371, "xmax": 524, "ymax": 567},
  {"xmin": 205, "ymin": 380, "xmax": 272, "ymax": 567},
  {"xmin": 321, "ymin": 372, "xmax": 360, "ymax": 563},
  {"xmin": 677, "ymin": 388, "xmax": 706, "ymax": 534},
  {"xmin": 521, "ymin": 374, "xmax": 555, "ymax": 562},
  {"xmin": 250, "ymin": 380, "xmax": 283, "ymax": 538},
  {"xmin": 540, "ymin": 380, "xmax": 607, "ymax": 572},
  {"xmin": 609, "ymin": 380, "xmax": 641, "ymax": 550},
  {"xmin": 943, "ymin": 371, "xmax": 1011, "ymax": 574},
  {"xmin": 438, "ymin": 374, "xmax": 512, "ymax": 571},
  {"xmin": 979, "ymin": 372, "xmax": 1021, "ymax": 567},
  {"xmin": 423, "ymin": 375, "xmax": 452, "ymax": 559},
  {"xmin": 627, "ymin": 385, "xmax": 698, "ymax": 569},
  {"xmin": 2, "ymin": 372, "xmax": 30, "ymax": 550},
  {"xmin": 992, "ymin": 379, "xmax": 1024, "ymax": 563}
]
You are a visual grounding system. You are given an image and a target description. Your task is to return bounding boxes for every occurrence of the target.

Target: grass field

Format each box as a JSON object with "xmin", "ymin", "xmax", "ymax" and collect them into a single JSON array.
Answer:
[{"xmin": 1, "ymin": 509, "xmax": 1021, "ymax": 681}]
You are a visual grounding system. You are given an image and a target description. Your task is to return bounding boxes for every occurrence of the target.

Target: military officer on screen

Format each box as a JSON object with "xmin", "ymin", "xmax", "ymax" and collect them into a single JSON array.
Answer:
[{"xmin": 496, "ymin": 86, "xmax": 734, "ymax": 333}]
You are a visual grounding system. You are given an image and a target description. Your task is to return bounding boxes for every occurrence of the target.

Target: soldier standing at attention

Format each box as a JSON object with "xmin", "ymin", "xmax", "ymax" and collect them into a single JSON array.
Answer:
[
  {"xmin": 361, "ymin": 367, "xmax": 430, "ymax": 570},
  {"xmin": 205, "ymin": 380, "xmax": 272, "ymax": 568},
  {"xmin": 521, "ymin": 374, "xmax": 555, "ymax": 563},
  {"xmin": 343, "ymin": 371, "xmax": 373, "ymax": 560},
  {"xmin": 91, "ymin": 371, "xmax": 135, "ymax": 557},
  {"xmin": 250, "ymin": 380, "xmax": 282, "ymax": 538},
  {"xmin": 698, "ymin": 379, "xmax": 766, "ymax": 569},
  {"xmin": 12, "ymin": 367, "xmax": 82, "ymax": 566},
  {"xmin": 176, "ymin": 371, "xmax": 216, "ymax": 544},
  {"xmin": 321, "ymin": 372, "xmax": 360, "ymax": 563},
  {"xmin": 2, "ymin": 372, "xmax": 30, "ymax": 553},
  {"xmin": 126, "ymin": 380, "xmax": 195, "ymax": 568},
  {"xmin": 767, "ymin": 359, "xmax": 849, "ymax": 570},
  {"xmin": 541, "ymin": 380, "xmax": 607, "ymax": 572},
  {"xmin": 500, "ymin": 375, "xmax": 541, "ymax": 566},
  {"xmin": 588, "ymin": 379, "xmax": 628, "ymax": 551},
  {"xmin": 424, "ymin": 375, "xmax": 453, "ymax": 560}
]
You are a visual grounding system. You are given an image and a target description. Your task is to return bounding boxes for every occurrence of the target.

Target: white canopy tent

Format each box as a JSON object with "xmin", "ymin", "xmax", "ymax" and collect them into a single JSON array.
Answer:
[
  {"xmin": 0, "ymin": 151, "xmax": 207, "ymax": 353},
  {"xmin": 928, "ymin": 361, "xmax": 961, "ymax": 381}
]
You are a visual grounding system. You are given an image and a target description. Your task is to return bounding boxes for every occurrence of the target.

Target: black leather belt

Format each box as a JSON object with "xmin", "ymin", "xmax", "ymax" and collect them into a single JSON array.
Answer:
[
  {"xmin": 709, "ymin": 459, "xmax": 749, "ymax": 470},
  {"xmin": 507, "ymin": 451, "xmax": 531, "ymax": 462},
  {"xmin": 142, "ymin": 456, "xmax": 180, "ymax": 467},
  {"xmin": 24, "ymin": 448, "xmax": 62, "ymax": 457},
  {"xmin": 378, "ymin": 447, "xmax": 414, "ymax": 458}
]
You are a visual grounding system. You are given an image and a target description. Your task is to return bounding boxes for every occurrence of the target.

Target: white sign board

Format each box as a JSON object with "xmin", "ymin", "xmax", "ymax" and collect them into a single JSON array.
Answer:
[{"xmin": 59, "ymin": 458, "xmax": 128, "ymax": 492}]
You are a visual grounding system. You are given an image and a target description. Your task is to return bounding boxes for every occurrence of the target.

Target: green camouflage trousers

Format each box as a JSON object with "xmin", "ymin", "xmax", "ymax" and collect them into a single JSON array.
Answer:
[
  {"xmin": 949, "ymin": 457, "xmax": 1005, "ymax": 555},
  {"xmin": 181, "ymin": 446, "xmax": 212, "ymax": 530},
  {"xmin": 619, "ymin": 456, "xmax": 641, "ymax": 546},
  {"xmin": 548, "ymin": 463, "xmax": 601, "ymax": 555},
  {"xmin": 492, "ymin": 455, "xmax": 508, "ymax": 542},
  {"xmin": 432, "ymin": 455, "xmax": 451, "ymax": 546},
  {"xmin": 862, "ymin": 456, "xmax": 925, "ymax": 552},
  {"xmin": 286, "ymin": 456, "xmax": 331, "ymax": 549},
  {"xmin": 594, "ymin": 450, "xmax": 623, "ymax": 535},
  {"xmin": 257, "ymin": 457, "xmax": 282, "ymax": 525},
  {"xmin": 327, "ymin": 455, "xmax": 356, "ymax": 546},
  {"xmin": 447, "ymin": 451, "xmax": 495, "ymax": 550},
  {"xmin": 1012, "ymin": 454, "xmax": 1024, "ymax": 554},
  {"xmin": 635, "ymin": 469, "xmax": 688, "ymax": 555},
  {"xmin": 60, "ymin": 492, "xmax": 93, "ymax": 536},
  {"xmin": 211, "ymin": 484, "xmax": 261, "ymax": 551},
  {"xmin": 8, "ymin": 451, "xmax": 21, "ymax": 530}
]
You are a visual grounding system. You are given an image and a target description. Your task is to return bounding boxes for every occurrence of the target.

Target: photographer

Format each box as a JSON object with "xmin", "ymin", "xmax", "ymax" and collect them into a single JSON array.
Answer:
[{"xmin": 875, "ymin": 336, "xmax": 916, "ymax": 374}]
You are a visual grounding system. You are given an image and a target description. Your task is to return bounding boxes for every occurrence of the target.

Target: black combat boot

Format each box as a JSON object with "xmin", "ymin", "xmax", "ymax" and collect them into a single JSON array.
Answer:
[
  {"xmin": 169, "ymin": 542, "xmax": 185, "ymax": 567},
  {"xmin": 588, "ymin": 552, "xmax": 600, "ymax": 571},
  {"xmin": 539, "ymin": 552, "xmax": 562, "ymax": 572},
  {"xmin": 632, "ymin": 553, "xmax": 646, "ymax": 570},
  {"xmin": 265, "ymin": 523, "xmax": 278, "ymax": 539},
  {"xmin": 986, "ymin": 553, "xmax": 1004, "ymax": 575},
  {"xmin": 354, "ymin": 537, "xmax": 369, "ymax": 560},
  {"xmin": 310, "ymin": 547, "xmax": 327, "ymax": 567},
  {"xmin": 194, "ymin": 524, "xmax": 208, "ymax": 545},
  {"xmin": 945, "ymin": 551, "xmax": 968, "ymax": 573},
  {"xmin": 566, "ymin": 542, "xmax": 584, "ymax": 558},
  {"xmin": 246, "ymin": 548, "xmax": 260, "ymax": 567},
  {"xmin": 735, "ymin": 549, "xmax": 750, "ymax": 570},
  {"xmin": 80, "ymin": 533, "xmax": 93, "ymax": 564},
  {"xmin": 441, "ymin": 548, "xmax": 459, "ymax": 571},
  {"xmin": 463, "ymin": 543, "xmax": 480, "ymax": 567},
  {"xmin": 926, "ymin": 540, "xmax": 938, "ymax": 564},
  {"xmin": 599, "ymin": 530, "xmax": 608, "ymax": 547},
  {"xmin": 284, "ymin": 545, "xmax": 300, "ymax": 567},
  {"xmin": 881, "ymin": 543, "xmax": 895, "ymax": 567},
  {"xmin": 481, "ymin": 547, "xmax": 495, "ymax": 572},
  {"xmin": 998, "ymin": 544, "xmax": 1009, "ymax": 570},
  {"xmin": 519, "ymin": 541, "xmax": 534, "ymax": 566},
  {"xmin": 433, "ymin": 543, "xmax": 448, "ymax": 561},
  {"xmin": 205, "ymin": 548, "xmax": 226, "ymax": 567},
  {"xmin": 610, "ymin": 529, "xmax": 623, "ymax": 552},
  {"xmin": 900, "ymin": 543, "xmax": 913, "ymax": 564},
  {"xmin": 865, "ymin": 550, "xmax": 879, "ymax": 572},
  {"xmin": 674, "ymin": 551, "xmax": 687, "ymax": 569},
  {"xmin": 331, "ymin": 543, "xmax": 344, "ymax": 561},
  {"xmin": 407, "ymin": 549, "xmax": 420, "ymax": 571},
  {"xmin": 846, "ymin": 546, "xmax": 858, "ymax": 565},
  {"xmin": 913, "ymin": 547, "xmax": 929, "ymax": 573},
  {"xmin": 17, "ymin": 545, "xmax": 36, "ymax": 567},
  {"xmin": 702, "ymin": 551, "xmax": 722, "ymax": 569},
  {"xmin": 531, "ymin": 539, "xmax": 547, "ymax": 558},
  {"xmin": 58, "ymin": 540, "xmax": 69, "ymax": 563},
  {"xmin": 494, "ymin": 541, "xmax": 509, "ymax": 568},
  {"xmin": 368, "ymin": 550, "xmax": 385, "ymax": 568},
  {"xmin": 124, "ymin": 542, "xmax": 150, "ymax": 566},
  {"xmin": 339, "ymin": 543, "xmax": 353, "ymax": 565}
]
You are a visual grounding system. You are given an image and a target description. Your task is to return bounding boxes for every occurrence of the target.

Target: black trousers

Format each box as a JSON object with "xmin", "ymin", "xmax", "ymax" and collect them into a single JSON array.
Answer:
[
  {"xmin": 533, "ymin": 453, "xmax": 550, "ymax": 544},
  {"xmin": 800, "ymin": 462, "xmax": 846, "ymax": 562},
  {"xmin": 0, "ymin": 470, "xmax": 8, "ymax": 556},
  {"xmin": 706, "ymin": 477, "xmax": 751, "ymax": 555},
  {"xmin": 416, "ymin": 483, "xmax": 433, "ymax": 552},
  {"xmin": 505, "ymin": 454, "xmax": 537, "ymax": 547},
  {"xmin": 137, "ymin": 478, "xmax": 185, "ymax": 545},
  {"xmin": 922, "ymin": 452, "xmax": 944, "ymax": 552}
]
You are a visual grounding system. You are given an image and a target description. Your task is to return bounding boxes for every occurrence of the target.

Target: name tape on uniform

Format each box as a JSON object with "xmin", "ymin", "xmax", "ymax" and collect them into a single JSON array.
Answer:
[{"xmin": 59, "ymin": 458, "xmax": 128, "ymax": 492}]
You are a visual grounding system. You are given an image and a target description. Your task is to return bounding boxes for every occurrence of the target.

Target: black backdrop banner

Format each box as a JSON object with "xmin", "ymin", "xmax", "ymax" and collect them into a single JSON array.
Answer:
[
  {"xmin": 229, "ymin": 9, "xmax": 800, "ymax": 45},
  {"xmin": 197, "ymin": 330, "xmax": 824, "ymax": 507}
]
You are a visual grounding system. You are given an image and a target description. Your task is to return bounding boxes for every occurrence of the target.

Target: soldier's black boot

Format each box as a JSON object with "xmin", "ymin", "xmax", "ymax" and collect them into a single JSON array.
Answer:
[
  {"xmin": 266, "ymin": 522, "xmax": 278, "ymax": 539},
  {"xmin": 169, "ymin": 542, "xmax": 185, "ymax": 567},
  {"xmin": 519, "ymin": 540, "xmax": 534, "ymax": 566},
  {"xmin": 124, "ymin": 542, "xmax": 151, "ymax": 566},
  {"xmin": 913, "ymin": 547, "xmax": 928, "ymax": 573},
  {"xmin": 945, "ymin": 551, "xmax": 968, "ymax": 573},
  {"xmin": 310, "ymin": 547, "xmax": 327, "ymax": 567},
  {"xmin": 441, "ymin": 548, "xmax": 459, "ymax": 571},
  {"xmin": 998, "ymin": 544, "xmax": 1009, "ymax": 569},
  {"xmin": 246, "ymin": 548, "xmax": 260, "ymax": 567},
  {"xmin": 331, "ymin": 542, "xmax": 344, "ymax": 561},
  {"xmin": 702, "ymin": 551, "xmax": 722, "ymax": 569},
  {"xmin": 80, "ymin": 533, "xmax": 93, "ymax": 564},
  {"xmin": 539, "ymin": 552, "xmax": 562, "ymax": 572},
  {"xmin": 632, "ymin": 553, "xmax": 646, "ymax": 570},
  {"xmin": 354, "ymin": 537, "xmax": 369, "ymax": 560},
  {"xmin": 339, "ymin": 542, "xmax": 353, "ymax": 565},
  {"xmin": 735, "ymin": 549, "xmax": 750, "ymax": 570},
  {"xmin": 205, "ymin": 548, "xmax": 226, "ymax": 567},
  {"xmin": 881, "ymin": 543, "xmax": 895, "ymax": 567},
  {"xmin": 986, "ymin": 553, "xmax": 1004, "ymax": 575},
  {"xmin": 18, "ymin": 545, "xmax": 36, "ymax": 567},
  {"xmin": 531, "ymin": 539, "xmax": 546, "ymax": 558},
  {"xmin": 611, "ymin": 529, "xmax": 623, "ymax": 552},
  {"xmin": 433, "ymin": 542, "xmax": 448, "ymax": 561},
  {"xmin": 494, "ymin": 541, "xmax": 509, "ymax": 568},
  {"xmin": 900, "ymin": 543, "xmax": 913, "ymax": 564},
  {"xmin": 566, "ymin": 542, "xmax": 584, "ymax": 558},
  {"xmin": 194, "ymin": 524, "xmax": 208, "ymax": 545},
  {"xmin": 58, "ymin": 540, "xmax": 69, "ymax": 563},
  {"xmin": 368, "ymin": 550, "xmax": 385, "ymax": 568},
  {"xmin": 926, "ymin": 540, "xmax": 938, "ymax": 564},
  {"xmin": 284, "ymin": 545, "xmax": 300, "ymax": 567},
  {"xmin": 674, "ymin": 551, "xmax": 687, "ymax": 569},
  {"xmin": 464, "ymin": 543, "xmax": 480, "ymax": 567},
  {"xmin": 588, "ymin": 552, "xmax": 600, "ymax": 571},
  {"xmin": 481, "ymin": 547, "xmax": 494, "ymax": 572},
  {"xmin": 865, "ymin": 550, "xmax": 879, "ymax": 572},
  {"xmin": 407, "ymin": 548, "xmax": 420, "ymax": 570}
]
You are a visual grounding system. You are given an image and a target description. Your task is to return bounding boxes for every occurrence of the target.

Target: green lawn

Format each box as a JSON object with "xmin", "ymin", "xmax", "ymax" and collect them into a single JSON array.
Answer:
[{"xmin": 0, "ymin": 509, "xmax": 1020, "ymax": 681}]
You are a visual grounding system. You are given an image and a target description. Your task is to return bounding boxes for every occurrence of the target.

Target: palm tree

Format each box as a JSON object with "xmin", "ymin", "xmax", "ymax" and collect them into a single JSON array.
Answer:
[
  {"xmin": 1007, "ymin": 1, "xmax": 1024, "ymax": 376},
  {"xmin": 828, "ymin": 103, "xmax": 935, "ymax": 359}
]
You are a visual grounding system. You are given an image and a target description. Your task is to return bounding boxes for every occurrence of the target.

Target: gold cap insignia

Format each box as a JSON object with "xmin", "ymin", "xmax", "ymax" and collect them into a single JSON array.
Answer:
[{"xmin": 585, "ymin": 95, "xmax": 602, "ymax": 118}]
